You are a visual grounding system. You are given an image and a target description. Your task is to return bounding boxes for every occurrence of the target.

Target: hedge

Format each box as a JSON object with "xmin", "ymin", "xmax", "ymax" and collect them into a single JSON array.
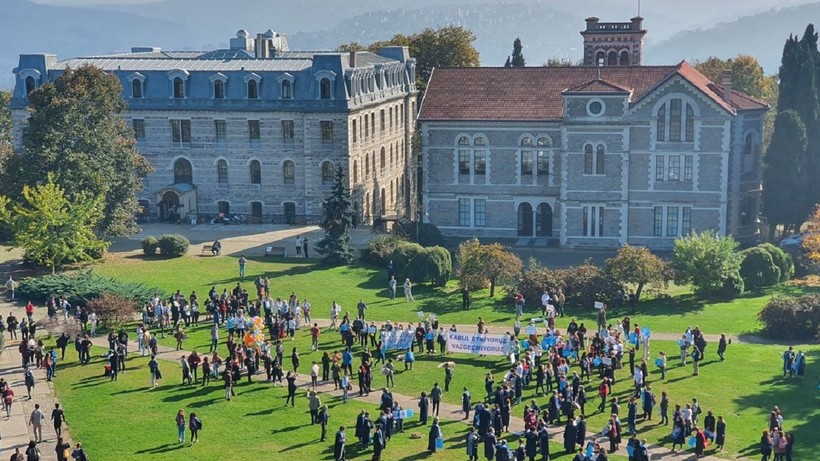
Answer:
[
  {"xmin": 141, "ymin": 236, "xmax": 159, "ymax": 256},
  {"xmin": 17, "ymin": 270, "xmax": 161, "ymax": 307},
  {"xmin": 739, "ymin": 247, "xmax": 781, "ymax": 290},
  {"xmin": 158, "ymin": 234, "xmax": 190, "ymax": 257},
  {"xmin": 758, "ymin": 295, "xmax": 820, "ymax": 340}
]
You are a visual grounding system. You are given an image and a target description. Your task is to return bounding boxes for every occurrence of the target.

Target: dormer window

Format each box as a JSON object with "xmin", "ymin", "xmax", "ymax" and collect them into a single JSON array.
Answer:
[
  {"xmin": 127, "ymin": 72, "xmax": 146, "ymax": 99},
  {"xmin": 315, "ymin": 70, "xmax": 337, "ymax": 100},
  {"xmin": 320, "ymin": 78, "xmax": 331, "ymax": 99},
  {"xmin": 209, "ymin": 73, "xmax": 228, "ymax": 99},
  {"xmin": 278, "ymin": 73, "xmax": 295, "ymax": 99},
  {"xmin": 168, "ymin": 69, "xmax": 190, "ymax": 99},
  {"xmin": 173, "ymin": 78, "xmax": 184, "ymax": 98},
  {"xmin": 25, "ymin": 77, "xmax": 36, "ymax": 95},
  {"xmin": 244, "ymin": 73, "xmax": 261, "ymax": 100}
]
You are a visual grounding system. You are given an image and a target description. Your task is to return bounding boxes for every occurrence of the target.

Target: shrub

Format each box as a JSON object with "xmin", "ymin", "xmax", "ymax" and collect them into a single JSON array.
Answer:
[
  {"xmin": 389, "ymin": 241, "xmax": 424, "ymax": 280},
  {"xmin": 757, "ymin": 243, "xmax": 794, "ymax": 282},
  {"xmin": 673, "ymin": 230, "xmax": 742, "ymax": 296},
  {"xmin": 758, "ymin": 295, "xmax": 820, "ymax": 340},
  {"xmin": 158, "ymin": 234, "xmax": 190, "ymax": 257},
  {"xmin": 719, "ymin": 269, "xmax": 745, "ymax": 297},
  {"xmin": 141, "ymin": 236, "xmax": 159, "ymax": 256},
  {"xmin": 406, "ymin": 246, "xmax": 452, "ymax": 287},
  {"xmin": 17, "ymin": 270, "xmax": 160, "ymax": 307},
  {"xmin": 740, "ymin": 247, "xmax": 781, "ymax": 289},
  {"xmin": 557, "ymin": 261, "xmax": 624, "ymax": 308},
  {"xmin": 510, "ymin": 258, "xmax": 565, "ymax": 304},
  {"xmin": 86, "ymin": 292, "xmax": 139, "ymax": 331},
  {"xmin": 395, "ymin": 221, "xmax": 446, "ymax": 247},
  {"xmin": 360, "ymin": 234, "xmax": 406, "ymax": 266}
]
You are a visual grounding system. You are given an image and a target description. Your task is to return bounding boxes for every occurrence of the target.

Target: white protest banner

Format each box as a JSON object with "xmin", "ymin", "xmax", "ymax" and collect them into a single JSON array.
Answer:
[
  {"xmin": 381, "ymin": 329, "xmax": 415, "ymax": 352},
  {"xmin": 446, "ymin": 332, "xmax": 514, "ymax": 356},
  {"xmin": 594, "ymin": 301, "xmax": 604, "ymax": 310},
  {"xmin": 525, "ymin": 325, "xmax": 537, "ymax": 336}
]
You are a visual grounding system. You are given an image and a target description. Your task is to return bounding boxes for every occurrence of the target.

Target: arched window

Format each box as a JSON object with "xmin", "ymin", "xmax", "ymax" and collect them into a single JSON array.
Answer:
[
  {"xmin": 217, "ymin": 159, "xmax": 228, "ymax": 184},
  {"xmin": 380, "ymin": 147, "xmax": 386, "ymax": 171},
  {"xmin": 353, "ymin": 160, "xmax": 358, "ymax": 184},
  {"xmin": 365, "ymin": 155, "xmax": 370, "ymax": 176},
  {"xmin": 132, "ymin": 79, "xmax": 143, "ymax": 99},
  {"xmin": 596, "ymin": 144, "xmax": 606, "ymax": 174},
  {"xmin": 173, "ymin": 77, "xmax": 184, "ymax": 98},
  {"xmin": 281, "ymin": 80, "xmax": 292, "ymax": 99},
  {"xmin": 669, "ymin": 99, "xmax": 682, "ymax": 142},
  {"xmin": 584, "ymin": 144, "xmax": 594, "ymax": 175},
  {"xmin": 619, "ymin": 50, "xmax": 630, "ymax": 65},
  {"xmin": 474, "ymin": 136, "xmax": 486, "ymax": 146},
  {"xmin": 685, "ymin": 105, "xmax": 695, "ymax": 142},
  {"xmin": 536, "ymin": 137, "xmax": 550, "ymax": 175},
  {"xmin": 656, "ymin": 103, "xmax": 667, "ymax": 142},
  {"xmin": 283, "ymin": 160, "xmax": 295, "ymax": 185},
  {"xmin": 249, "ymin": 160, "xmax": 262, "ymax": 184},
  {"xmin": 607, "ymin": 51, "xmax": 617, "ymax": 66},
  {"xmin": 213, "ymin": 80, "xmax": 225, "ymax": 99},
  {"xmin": 458, "ymin": 136, "xmax": 470, "ymax": 146},
  {"xmin": 173, "ymin": 158, "xmax": 193, "ymax": 184},
  {"xmin": 25, "ymin": 77, "xmax": 35, "ymax": 95},
  {"xmin": 320, "ymin": 78, "xmax": 331, "ymax": 99},
  {"xmin": 520, "ymin": 137, "xmax": 534, "ymax": 177},
  {"xmin": 321, "ymin": 161, "xmax": 334, "ymax": 186},
  {"xmin": 596, "ymin": 51, "xmax": 605, "ymax": 66},
  {"xmin": 247, "ymin": 80, "xmax": 258, "ymax": 99}
]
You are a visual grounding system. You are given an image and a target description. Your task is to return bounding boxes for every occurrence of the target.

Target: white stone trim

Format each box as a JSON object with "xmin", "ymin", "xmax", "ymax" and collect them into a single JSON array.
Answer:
[
  {"xmin": 127, "ymin": 72, "xmax": 146, "ymax": 83},
  {"xmin": 586, "ymin": 97, "xmax": 606, "ymax": 117}
]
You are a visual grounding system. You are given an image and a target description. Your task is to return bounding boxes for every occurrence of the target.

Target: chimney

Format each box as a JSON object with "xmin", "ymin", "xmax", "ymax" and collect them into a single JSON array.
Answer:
[
  {"xmin": 585, "ymin": 17, "xmax": 599, "ymax": 30},
  {"xmin": 255, "ymin": 33, "xmax": 269, "ymax": 59},
  {"xmin": 721, "ymin": 69, "xmax": 733, "ymax": 105},
  {"xmin": 349, "ymin": 51, "xmax": 357, "ymax": 68}
]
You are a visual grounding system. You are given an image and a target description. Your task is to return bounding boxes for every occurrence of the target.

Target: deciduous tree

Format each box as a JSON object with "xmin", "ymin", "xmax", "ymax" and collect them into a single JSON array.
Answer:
[
  {"xmin": 672, "ymin": 230, "xmax": 742, "ymax": 296},
  {"xmin": 457, "ymin": 239, "xmax": 522, "ymax": 297},
  {"xmin": 1, "ymin": 65, "xmax": 152, "ymax": 237},
  {"xmin": 605, "ymin": 244, "xmax": 672, "ymax": 304},
  {"xmin": 0, "ymin": 173, "xmax": 106, "ymax": 273},
  {"xmin": 316, "ymin": 166, "xmax": 355, "ymax": 266}
]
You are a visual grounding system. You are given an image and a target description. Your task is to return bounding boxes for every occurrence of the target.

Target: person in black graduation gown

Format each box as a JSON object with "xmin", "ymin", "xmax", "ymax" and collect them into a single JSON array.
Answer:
[
  {"xmin": 492, "ymin": 405, "xmax": 503, "ymax": 435},
  {"xmin": 525, "ymin": 428, "xmax": 538, "ymax": 461},
  {"xmin": 563, "ymin": 420, "xmax": 577, "ymax": 453},
  {"xmin": 537, "ymin": 423, "xmax": 550, "ymax": 461},
  {"xmin": 485, "ymin": 428, "xmax": 498, "ymax": 461},
  {"xmin": 333, "ymin": 426, "xmax": 347, "ymax": 461},
  {"xmin": 477, "ymin": 403, "xmax": 491, "ymax": 437},
  {"xmin": 515, "ymin": 439, "xmax": 526, "ymax": 461},
  {"xmin": 427, "ymin": 417, "xmax": 442, "ymax": 452},
  {"xmin": 373, "ymin": 424, "xmax": 385, "ymax": 461},
  {"xmin": 576, "ymin": 416, "xmax": 587, "ymax": 447},
  {"xmin": 418, "ymin": 391, "xmax": 430, "ymax": 425}
]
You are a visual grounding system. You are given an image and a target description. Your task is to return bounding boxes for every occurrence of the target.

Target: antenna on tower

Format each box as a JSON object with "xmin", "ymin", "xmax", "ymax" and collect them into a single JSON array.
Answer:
[{"xmin": 637, "ymin": 0, "xmax": 641, "ymax": 17}]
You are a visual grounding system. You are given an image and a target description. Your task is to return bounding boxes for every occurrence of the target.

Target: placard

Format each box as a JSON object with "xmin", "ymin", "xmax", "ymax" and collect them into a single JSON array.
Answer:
[
  {"xmin": 417, "ymin": 311, "xmax": 425, "ymax": 319},
  {"xmin": 594, "ymin": 301, "xmax": 604, "ymax": 309},
  {"xmin": 447, "ymin": 332, "xmax": 514, "ymax": 356},
  {"xmin": 381, "ymin": 329, "xmax": 415, "ymax": 352}
]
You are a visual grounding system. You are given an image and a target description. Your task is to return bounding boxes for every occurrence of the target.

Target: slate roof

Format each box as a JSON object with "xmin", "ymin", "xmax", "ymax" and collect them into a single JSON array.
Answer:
[{"xmin": 418, "ymin": 62, "xmax": 769, "ymax": 122}]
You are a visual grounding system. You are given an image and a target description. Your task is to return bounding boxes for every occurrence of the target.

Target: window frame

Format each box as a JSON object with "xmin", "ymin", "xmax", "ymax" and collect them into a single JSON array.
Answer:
[
  {"xmin": 248, "ymin": 120, "xmax": 261, "ymax": 148},
  {"xmin": 458, "ymin": 198, "xmax": 471, "ymax": 227},
  {"xmin": 132, "ymin": 119, "xmax": 146, "ymax": 143},
  {"xmin": 249, "ymin": 159, "xmax": 262, "ymax": 185},
  {"xmin": 320, "ymin": 121, "xmax": 334, "ymax": 146},
  {"xmin": 282, "ymin": 120, "xmax": 295, "ymax": 144},
  {"xmin": 214, "ymin": 120, "xmax": 227, "ymax": 148},
  {"xmin": 170, "ymin": 119, "xmax": 191, "ymax": 147},
  {"xmin": 321, "ymin": 161, "xmax": 334, "ymax": 186},
  {"xmin": 216, "ymin": 159, "xmax": 229, "ymax": 184},
  {"xmin": 473, "ymin": 199, "xmax": 486, "ymax": 227}
]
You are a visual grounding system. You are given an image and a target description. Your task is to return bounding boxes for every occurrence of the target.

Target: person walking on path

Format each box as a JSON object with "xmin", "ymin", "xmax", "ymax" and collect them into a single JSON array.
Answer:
[
  {"xmin": 175, "ymin": 409, "xmax": 186, "ymax": 444},
  {"xmin": 717, "ymin": 334, "xmax": 728, "ymax": 361},
  {"xmin": 5, "ymin": 275, "xmax": 16, "ymax": 300},
  {"xmin": 430, "ymin": 383, "xmax": 442, "ymax": 417},
  {"xmin": 51, "ymin": 403, "xmax": 66, "ymax": 437},
  {"xmin": 29, "ymin": 403, "xmax": 45, "ymax": 443},
  {"xmin": 238, "ymin": 255, "xmax": 247, "ymax": 280},
  {"xmin": 403, "ymin": 278, "xmax": 415, "ymax": 302}
]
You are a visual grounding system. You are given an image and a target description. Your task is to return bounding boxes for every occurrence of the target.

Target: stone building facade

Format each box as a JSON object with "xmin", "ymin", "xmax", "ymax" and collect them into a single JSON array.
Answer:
[
  {"xmin": 417, "ymin": 19, "xmax": 768, "ymax": 249},
  {"xmin": 10, "ymin": 30, "xmax": 418, "ymax": 224}
]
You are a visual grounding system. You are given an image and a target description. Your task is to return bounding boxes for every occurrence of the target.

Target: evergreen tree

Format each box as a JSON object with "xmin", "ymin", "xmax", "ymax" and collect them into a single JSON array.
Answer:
[
  {"xmin": 504, "ymin": 56, "xmax": 512, "ymax": 67},
  {"xmin": 511, "ymin": 37, "xmax": 526, "ymax": 67},
  {"xmin": 1, "ymin": 65, "xmax": 152, "ymax": 237},
  {"xmin": 762, "ymin": 110, "xmax": 808, "ymax": 237},
  {"xmin": 316, "ymin": 166, "xmax": 355, "ymax": 266}
]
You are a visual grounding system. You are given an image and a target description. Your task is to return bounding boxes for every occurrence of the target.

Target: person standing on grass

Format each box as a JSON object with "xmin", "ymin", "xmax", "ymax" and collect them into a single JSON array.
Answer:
[
  {"xmin": 308, "ymin": 391, "xmax": 321, "ymax": 424},
  {"xmin": 388, "ymin": 277, "xmax": 397, "ymax": 300},
  {"xmin": 717, "ymin": 334, "xmax": 728, "ymax": 361},
  {"xmin": 70, "ymin": 442, "xmax": 88, "ymax": 461},
  {"xmin": 149, "ymin": 355, "xmax": 161, "ymax": 388},
  {"xmin": 285, "ymin": 371, "xmax": 298, "ymax": 406},
  {"xmin": 189, "ymin": 412, "xmax": 202, "ymax": 444},
  {"xmin": 691, "ymin": 345, "xmax": 701, "ymax": 376},
  {"xmin": 760, "ymin": 430, "xmax": 773, "ymax": 461},
  {"xmin": 175, "ymin": 409, "xmax": 186, "ymax": 444},
  {"xmin": 5, "ymin": 276, "xmax": 16, "ymax": 300},
  {"xmin": 428, "ymin": 417, "xmax": 443, "ymax": 452},
  {"xmin": 311, "ymin": 324, "xmax": 321, "ymax": 352},
  {"xmin": 333, "ymin": 426, "xmax": 347, "ymax": 461},
  {"xmin": 430, "ymin": 383, "xmax": 442, "ymax": 416},
  {"xmin": 51, "ymin": 403, "xmax": 66, "ymax": 437},
  {"xmin": 209, "ymin": 324, "xmax": 219, "ymax": 353},
  {"xmin": 403, "ymin": 278, "xmax": 414, "ymax": 302},
  {"xmin": 223, "ymin": 368, "xmax": 234, "ymax": 401},
  {"xmin": 782, "ymin": 347, "xmax": 795, "ymax": 378},
  {"xmin": 238, "ymin": 255, "xmax": 247, "ymax": 280}
]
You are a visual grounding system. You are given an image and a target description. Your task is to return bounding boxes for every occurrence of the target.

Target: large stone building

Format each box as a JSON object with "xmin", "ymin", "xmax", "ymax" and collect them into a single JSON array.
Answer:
[
  {"xmin": 417, "ymin": 18, "xmax": 769, "ymax": 249},
  {"xmin": 10, "ymin": 30, "xmax": 418, "ymax": 224}
]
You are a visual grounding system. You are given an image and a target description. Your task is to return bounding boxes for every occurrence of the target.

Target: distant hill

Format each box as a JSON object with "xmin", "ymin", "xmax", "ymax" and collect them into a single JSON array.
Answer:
[{"xmin": 648, "ymin": 2, "xmax": 820, "ymax": 73}]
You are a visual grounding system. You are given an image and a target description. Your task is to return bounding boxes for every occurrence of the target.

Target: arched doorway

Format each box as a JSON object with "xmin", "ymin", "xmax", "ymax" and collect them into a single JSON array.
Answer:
[
  {"xmin": 536, "ymin": 203, "xmax": 553, "ymax": 237},
  {"xmin": 159, "ymin": 191, "xmax": 180, "ymax": 222},
  {"xmin": 517, "ymin": 203, "xmax": 533, "ymax": 237}
]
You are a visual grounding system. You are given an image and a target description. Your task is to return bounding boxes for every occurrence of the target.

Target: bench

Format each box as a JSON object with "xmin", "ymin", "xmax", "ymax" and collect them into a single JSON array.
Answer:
[
  {"xmin": 265, "ymin": 246, "xmax": 287, "ymax": 257},
  {"xmin": 202, "ymin": 244, "xmax": 215, "ymax": 255}
]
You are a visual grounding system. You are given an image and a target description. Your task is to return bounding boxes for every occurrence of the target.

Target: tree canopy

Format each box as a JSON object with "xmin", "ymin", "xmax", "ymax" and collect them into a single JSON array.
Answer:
[
  {"xmin": 315, "ymin": 165, "xmax": 355, "ymax": 266},
  {"xmin": 1, "ymin": 65, "xmax": 152, "ymax": 237},
  {"xmin": 0, "ymin": 173, "xmax": 106, "ymax": 273},
  {"xmin": 672, "ymin": 230, "xmax": 742, "ymax": 295},
  {"xmin": 339, "ymin": 25, "xmax": 480, "ymax": 92},
  {"xmin": 504, "ymin": 37, "xmax": 526, "ymax": 67},
  {"xmin": 605, "ymin": 244, "xmax": 672, "ymax": 304},
  {"xmin": 762, "ymin": 110, "xmax": 809, "ymax": 236},
  {"xmin": 0, "ymin": 90, "xmax": 12, "ymax": 176},
  {"xmin": 457, "ymin": 239, "xmax": 522, "ymax": 297}
]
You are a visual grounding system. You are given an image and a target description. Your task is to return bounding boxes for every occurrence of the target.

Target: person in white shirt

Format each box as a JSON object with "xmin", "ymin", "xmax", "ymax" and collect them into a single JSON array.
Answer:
[
  {"xmin": 540, "ymin": 291, "xmax": 550, "ymax": 315},
  {"xmin": 329, "ymin": 302, "xmax": 340, "ymax": 330},
  {"xmin": 29, "ymin": 403, "xmax": 45, "ymax": 442},
  {"xmin": 403, "ymin": 279, "xmax": 414, "ymax": 302},
  {"xmin": 5, "ymin": 276, "xmax": 16, "ymax": 300},
  {"xmin": 295, "ymin": 235, "xmax": 303, "ymax": 257},
  {"xmin": 633, "ymin": 367, "xmax": 644, "ymax": 392},
  {"xmin": 89, "ymin": 311, "xmax": 98, "ymax": 337},
  {"xmin": 302, "ymin": 300, "xmax": 312, "ymax": 323}
]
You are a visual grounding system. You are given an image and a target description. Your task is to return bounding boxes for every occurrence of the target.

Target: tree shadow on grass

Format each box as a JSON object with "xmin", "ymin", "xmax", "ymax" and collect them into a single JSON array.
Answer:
[{"xmin": 161, "ymin": 384, "xmax": 222, "ymax": 402}]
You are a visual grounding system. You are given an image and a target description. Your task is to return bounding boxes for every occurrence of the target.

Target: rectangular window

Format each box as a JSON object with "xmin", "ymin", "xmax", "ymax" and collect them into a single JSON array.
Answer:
[
  {"xmin": 248, "ymin": 120, "xmax": 260, "ymax": 148},
  {"xmin": 669, "ymin": 99, "xmax": 682, "ymax": 142},
  {"xmin": 655, "ymin": 156, "xmax": 665, "ymax": 181},
  {"xmin": 352, "ymin": 119, "xmax": 357, "ymax": 143},
  {"xmin": 668, "ymin": 155, "xmax": 680, "ymax": 181},
  {"xmin": 214, "ymin": 120, "xmax": 226, "ymax": 147},
  {"xmin": 170, "ymin": 119, "xmax": 191, "ymax": 146},
  {"xmin": 282, "ymin": 120, "xmax": 294, "ymax": 143},
  {"xmin": 364, "ymin": 116, "xmax": 369, "ymax": 139},
  {"xmin": 682, "ymin": 206, "xmax": 692, "ymax": 235},
  {"xmin": 321, "ymin": 121, "xmax": 334, "ymax": 145},
  {"xmin": 458, "ymin": 198, "xmax": 470, "ymax": 227},
  {"xmin": 458, "ymin": 150, "xmax": 470, "ymax": 175},
  {"xmin": 389, "ymin": 109, "xmax": 393, "ymax": 131},
  {"xmin": 582, "ymin": 205, "xmax": 605, "ymax": 237},
  {"xmin": 666, "ymin": 206, "xmax": 679, "ymax": 237},
  {"xmin": 653, "ymin": 206, "xmax": 663, "ymax": 236},
  {"xmin": 536, "ymin": 150, "xmax": 549, "ymax": 175},
  {"xmin": 370, "ymin": 113, "xmax": 375, "ymax": 138},
  {"xmin": 380, "ymin": 109, "xmax": 385, "ymax": 133},
  {"xmin": 583, "ymin": 206, "xmax": 589, "ymax": 236},
  {"xmin": 474, "ymin": 150, "xmax": 486, "ymax": 175},
  {"xmin": 684, "ymin": 155, "xmax": 693, "ymax": 181},
  {"xmin": 132, "ymin": 119, "xmax": 145, "ymax": 143},
  {"xmin": 521, "ymin": 151, "xmax": 533, "ymax": 176},
  {"xmin": 474, "ymin": 199, "xmax": 486, "ymax": 227}
]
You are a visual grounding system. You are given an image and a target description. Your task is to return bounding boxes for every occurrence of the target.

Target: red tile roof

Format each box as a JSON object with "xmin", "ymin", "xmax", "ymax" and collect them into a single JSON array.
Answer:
[{"xmin": 418, "ymin": 62, "xmax": 769, "ymax": 122}]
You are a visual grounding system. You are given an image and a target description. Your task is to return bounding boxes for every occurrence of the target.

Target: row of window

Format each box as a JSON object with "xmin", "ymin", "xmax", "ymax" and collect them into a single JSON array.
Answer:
[
  {"xmin": 134, "ymin": 119, "xmax": 331, "ymax": 148},
  {"xmin": 351, "ymin": 142, "xmax": 406, "ymax": 184},
  {"xmin": 458, "ymin": 198, "xmax": 487, "ymax": 227},
  {"xmin": 171, "ymin": 158, "xmax": 335, "ymax": 187},
  {"xmin": 131, "ymin": 75, "xmax": 332, "ymax": 100},
  {"xmin": 351, "ymin": 102, "xmax": 408, "ymax": 144},
  {"xmin": 656, "ymin": 99, "xmax": 695, "ymax": 143},
  {"xmin": 655, "ymin": 155, "xmax": 694, "ymax": 182},
  {"xmin": 653, "ymin": 206, "xmax": 692, "ymax": 237}
]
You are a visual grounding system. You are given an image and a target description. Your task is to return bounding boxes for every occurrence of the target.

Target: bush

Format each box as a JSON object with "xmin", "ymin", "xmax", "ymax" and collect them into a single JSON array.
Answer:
[
  {"xmin": 758, "ymin": 243, "xmax": 794, "ymax": 282},
  {"xmin": 719, "ymin": 269, "xmax": 745, "ymax": 297},
  {"xmin": 360, "ymin": 234, "xmax": 406, "ymax": 266},
  {"xmin": 395, "ymin": 221, "xmax": 446, "ymax": 247},
  {"xmin": 141, "ymin": 236, "xmax": 159, "ymax": 256},
  {"xmin": 406, "ymin": 246, "xmax": 452, "ymax": 287},
  {"xmin": 510, "ymin": 259, "xmax": 623, "ymax": 309},
  {"xmin": 510, "ymin": 258, "xmax": 565, "ymax": 304},
  {"xmin": 158, "ymin": 234, "xmax": 190, "ymax": 257},
  {"xmin": 758, "ymin": 295, "xmax": 820, "ymax": 340},
  {"xmin": 389, "ymin": 241, "xmax": 424, "ymax": 280},
  {"xmin": 672, "ymin": 230, "xmax": 742, "ymax": 295},
  {"xmin": 86, "ymin": 292, "xmax": 139, "ymax": 331},
  {"xmin": 740, "ymin": 247, "xmax": 781, "ymax": 289},
  {"xmin": 17, "ymin": 270, "xmax": 161, "ymax": 307}
]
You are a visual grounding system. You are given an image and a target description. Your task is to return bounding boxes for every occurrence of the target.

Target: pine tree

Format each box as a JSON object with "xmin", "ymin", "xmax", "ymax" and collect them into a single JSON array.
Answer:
[
  {"xmin": 511, "ymin": 37, "xmax": 526, "ymax": 67},
  {"xmin": 762, "ymin": 110, "xmax": 808, "ymax": 237},
  {"xmin": 504, "ymin": 56, "xmax": 512, "ymax": 67},
  {"xmin": 315, "ymin": 166, "xmax": 355, "ymax": 266}
]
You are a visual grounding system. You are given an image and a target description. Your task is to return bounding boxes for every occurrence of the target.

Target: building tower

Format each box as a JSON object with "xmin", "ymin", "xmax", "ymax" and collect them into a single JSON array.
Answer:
[{"xmin": 581, "ymin": 16, "xmax": 647, "ymax": 66}]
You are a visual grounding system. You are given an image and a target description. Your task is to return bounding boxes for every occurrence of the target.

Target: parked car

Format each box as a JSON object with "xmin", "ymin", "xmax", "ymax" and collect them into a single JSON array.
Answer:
[{"xmin": 779, "ymin": 233, "xmax": 805, "ymax": 248}]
